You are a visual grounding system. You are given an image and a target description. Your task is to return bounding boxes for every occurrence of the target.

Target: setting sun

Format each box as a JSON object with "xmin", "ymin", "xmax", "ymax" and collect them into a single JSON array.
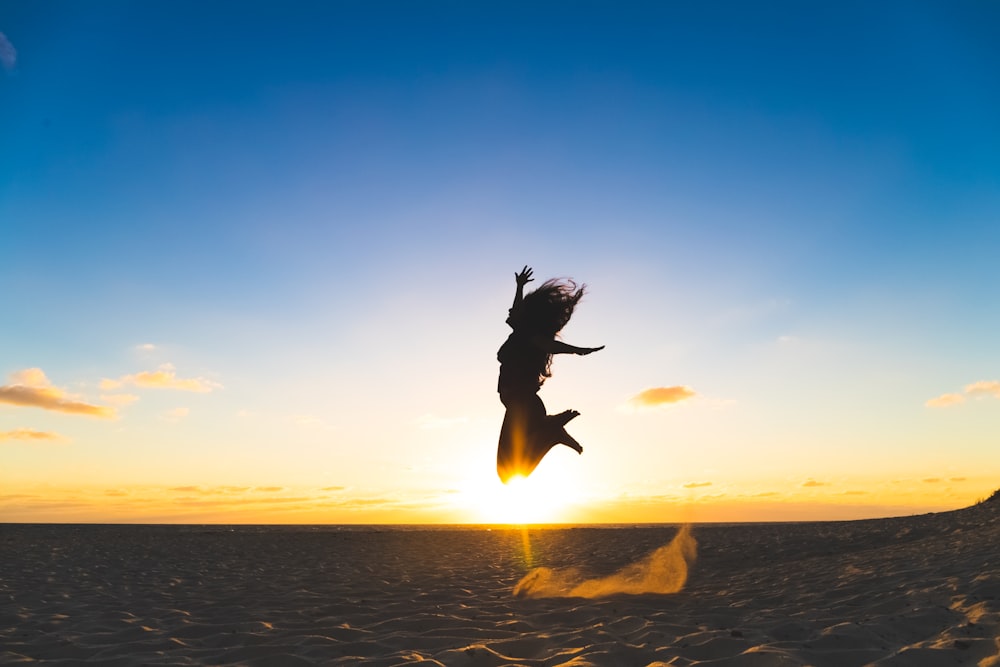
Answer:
[{"xmin": 455, "ymin": 462, "xmax": 582, "ymax": 524}]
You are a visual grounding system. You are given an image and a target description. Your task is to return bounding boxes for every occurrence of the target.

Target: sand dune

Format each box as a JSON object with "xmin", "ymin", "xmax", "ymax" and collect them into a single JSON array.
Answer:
[{"xmin": 1, "ymin": 497, "xmax": 998, "ymax": 666}]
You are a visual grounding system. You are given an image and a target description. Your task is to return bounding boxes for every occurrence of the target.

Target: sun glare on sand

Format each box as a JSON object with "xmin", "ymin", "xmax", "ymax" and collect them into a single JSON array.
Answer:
[{"xmin": 457, "ymin": 463, "xmax": 581, "ymax": 524}]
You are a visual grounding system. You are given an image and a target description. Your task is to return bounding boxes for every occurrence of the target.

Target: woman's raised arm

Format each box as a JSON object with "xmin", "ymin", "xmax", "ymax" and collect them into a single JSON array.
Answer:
[{"xmin": 512, "ymin": 265, "xmax": 534, "ymax": 309}]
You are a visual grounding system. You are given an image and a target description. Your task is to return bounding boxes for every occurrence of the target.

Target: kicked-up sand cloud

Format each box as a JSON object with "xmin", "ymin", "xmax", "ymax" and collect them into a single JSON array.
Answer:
[{"xmin": 513, "ymin": 524, "xmax": 697, "ymax": 599}]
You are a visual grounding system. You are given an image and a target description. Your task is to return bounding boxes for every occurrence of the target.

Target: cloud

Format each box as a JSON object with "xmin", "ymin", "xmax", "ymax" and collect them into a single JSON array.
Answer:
[
  {"xmin": 11, "ymin": 368, "xmax": 48, "ymax": 386},
  {"xmin": 683, "ymin": 481, "xmax": 712, "ymax": 489},
  {"xmin": 629, "ymin": 386, "xmax": 697, "ymax": 408},
  {"xmin": 135, "ymin": 343, "xmax": 157, "ymax": 351},
  {"xmin": 925, "ymin": 393, "xmax": 965, "ymax": 408},
  {"xmin": 0, "ymin": 32, "xmax": 15, "ymax": 72},
  {"xmin": 101, "ymin": 393, "xmax": 140, "ymax": 407},
  {"xmin": 162, "ymin": 407, "xmax": 189, "ymax": 421},
  {"xmin": 0, "ymin": 428, "xmax": 64, "ymax": 442},
  {"xmin": 0, "ymin": 368, "xmax": 116, "ymax": 418},
  {"xmin": 923, "ymin": 478, "xmax": 942, "ymax": 484},
  {"xmin": 322, "ymin": 486, "xmax": 347, "ymax": 492},
  {"xmin": 965, "ymin": 380, "xmax": 1000, "ymax": 398},
  {"xmin": 167, "ymin": 485, "xmax": 251, "ymax": 495},
  {"xmin": 101, "ymin": 364, "xmax": 221, "ymax": 393},
  {"xmin": 802, "ymin": 479, "xmax": 827, "ymax": 487},
  {"xmin": 926, "ymin": 379, "xmax": 1000, "ymax": 407}
]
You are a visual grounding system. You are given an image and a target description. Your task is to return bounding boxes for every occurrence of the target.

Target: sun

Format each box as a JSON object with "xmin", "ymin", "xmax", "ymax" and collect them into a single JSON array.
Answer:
[{"xmin": 455, "ymin": 458, "xmax": 582, "ymax": 524}]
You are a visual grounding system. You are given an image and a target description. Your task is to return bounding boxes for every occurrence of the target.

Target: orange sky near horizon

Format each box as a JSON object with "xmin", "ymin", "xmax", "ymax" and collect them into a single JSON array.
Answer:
[{"xmin": 1, "ymin": 467, "xmax": 993, "ymax": 525}]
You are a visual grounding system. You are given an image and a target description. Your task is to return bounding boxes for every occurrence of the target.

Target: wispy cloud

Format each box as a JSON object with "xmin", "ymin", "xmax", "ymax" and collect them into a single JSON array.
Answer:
[
  {"xmin": 0, "ymin": 32, "xmax": 15, "ymax": 72},
  {"xmin": 167, "ymin": 485, "xmax": 251, "ymax": 494},
  {"xmin": 802, "ymin": 479, "xmax": 827, "ymax": 488},
  {"xmin": 629, "ymin": 386, "xmax": 696, "ymax": 408},
  {"xmin": 11, "ymin": 369, "xmax": 47, "ymax": 386},
  {"xmin": 926, "ymin": 379, "xmax": 1000, "ymax": 407},
  {"xmin": 0, "ymin": 485, "xmax": 477, "ymax": 522},
  {"xmin": 101, "ymin": 393, "xmax": 140, "ymax": 407},
  {"xmin": 965, "ymin": 380, "xmax": 1000, "ymax": 398},
  {"xmin": 0, "ymin": 368, "xmax": 115, "ymax": 418},
  {"xmin": 135, "ymin": 343, "xmax": 157, "ymax": 352},
  {"xmin": 683, "ymin": 481, "xmax": 712, "ymax": 489},
  {"xmin": 101, "ymin": 364, "xmax": 221, "ymax": 393},
  {"xmin": 162, "ymin": 407, "xmax": 189, "ymax": 422},
  {"xmin": 0, "ymin": 428, "xmax": 65, "ymax": 442},
  {"xmin": 925, "ymin": 393, "xmax": 965, "ymax": 408}
]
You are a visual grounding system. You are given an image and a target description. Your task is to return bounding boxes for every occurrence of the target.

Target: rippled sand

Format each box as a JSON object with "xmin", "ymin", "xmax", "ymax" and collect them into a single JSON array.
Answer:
[{"xmin": 2, "ymin": 498, "xmax": 998, "ymax": 666}]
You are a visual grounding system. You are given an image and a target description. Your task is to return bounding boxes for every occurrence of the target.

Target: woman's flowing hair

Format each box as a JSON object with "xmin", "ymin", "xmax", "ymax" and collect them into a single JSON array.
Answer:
[
  {"xmin": 520, "ymin": 278, "xmax": 585, "ymax": 336},
  {"xmin": 519, "ymin": 278, "xmax": 586, "ymax": 380}
]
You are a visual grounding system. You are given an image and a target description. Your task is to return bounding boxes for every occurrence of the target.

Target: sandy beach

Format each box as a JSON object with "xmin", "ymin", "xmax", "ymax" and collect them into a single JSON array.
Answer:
[{"xmin": 1, "ymin": 497, "xmax": 997, "ymax": 666}]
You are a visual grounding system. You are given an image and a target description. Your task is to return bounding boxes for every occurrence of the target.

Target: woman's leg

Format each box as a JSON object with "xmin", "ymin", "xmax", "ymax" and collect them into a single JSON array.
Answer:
[
  {"xmin": 496, "ymin": 405, "xmax": 522, "ymax": 483},
  {"xmin": 498, "ymin": 393, "xmax": 582, "ymax": 482},
  {"xmin": 548, "ymin": 410, "xmax": 583, "ymax": 453}
]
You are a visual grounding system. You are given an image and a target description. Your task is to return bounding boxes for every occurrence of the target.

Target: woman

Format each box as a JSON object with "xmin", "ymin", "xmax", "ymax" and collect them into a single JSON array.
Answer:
[{"xmin": 496, "ymin": 266, "xmax": 604, "ymax": 483}]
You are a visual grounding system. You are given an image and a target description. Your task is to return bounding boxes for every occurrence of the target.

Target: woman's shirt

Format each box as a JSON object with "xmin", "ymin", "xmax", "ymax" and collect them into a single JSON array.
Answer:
[{"xmin": 497, "ymin": 330, "xmax": 549, "ymax": 396}]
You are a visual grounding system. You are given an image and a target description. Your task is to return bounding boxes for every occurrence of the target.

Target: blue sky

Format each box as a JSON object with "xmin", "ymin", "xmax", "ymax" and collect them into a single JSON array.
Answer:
[{"xmin": 2, "ymin": 1, "xmax": 998, "ymax": 522}]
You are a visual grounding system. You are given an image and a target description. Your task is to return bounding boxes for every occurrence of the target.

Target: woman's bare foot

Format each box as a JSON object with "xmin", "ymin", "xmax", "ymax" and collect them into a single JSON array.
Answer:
[
  {"xmin": 552, "ymin": 409, "xmax": 580, "ymax": 426},
  {"xmin": 559, "ymin": 428, "xmax": 583, "ymax": 454}
]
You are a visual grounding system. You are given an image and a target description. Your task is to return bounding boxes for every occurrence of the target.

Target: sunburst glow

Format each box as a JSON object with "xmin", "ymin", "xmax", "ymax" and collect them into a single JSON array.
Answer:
[{"xmin": 455, "ymin": 459, "xmax": 582, "ymax": 524}]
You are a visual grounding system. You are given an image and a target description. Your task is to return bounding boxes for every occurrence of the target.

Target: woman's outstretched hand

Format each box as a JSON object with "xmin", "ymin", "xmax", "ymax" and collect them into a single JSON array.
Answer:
[
  {"xmin": 577, "ymin": 345, "xmax": 605, "ymax": 355},
  {"xmin": 515, "ymin": 265, "xmax": 534, "ymax": 288}
]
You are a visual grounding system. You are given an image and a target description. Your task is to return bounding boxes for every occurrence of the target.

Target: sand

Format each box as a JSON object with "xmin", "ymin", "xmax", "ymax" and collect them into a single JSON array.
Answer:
[{"xmin": 1, "ymin": 498, "xmax": 998, "ymax": 666}]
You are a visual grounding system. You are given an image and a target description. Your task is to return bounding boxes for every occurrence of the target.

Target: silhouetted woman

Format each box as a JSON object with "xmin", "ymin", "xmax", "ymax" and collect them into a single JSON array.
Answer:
[{"xmin": 496, "ymin": 266, "xmax": 604, "ymax": 483}]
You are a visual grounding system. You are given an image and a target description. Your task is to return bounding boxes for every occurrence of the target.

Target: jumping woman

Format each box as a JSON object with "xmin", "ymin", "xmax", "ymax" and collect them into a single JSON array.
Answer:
[{"xmin": 496, "ymin": 266, "xmax": 604, "ymax": 483}]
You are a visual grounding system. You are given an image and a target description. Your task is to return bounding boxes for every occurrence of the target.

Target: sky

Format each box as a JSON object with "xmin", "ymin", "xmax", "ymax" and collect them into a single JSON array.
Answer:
[{"xmin": 2, "ymin": 1, "xmax": 999, "ymax": 524}]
